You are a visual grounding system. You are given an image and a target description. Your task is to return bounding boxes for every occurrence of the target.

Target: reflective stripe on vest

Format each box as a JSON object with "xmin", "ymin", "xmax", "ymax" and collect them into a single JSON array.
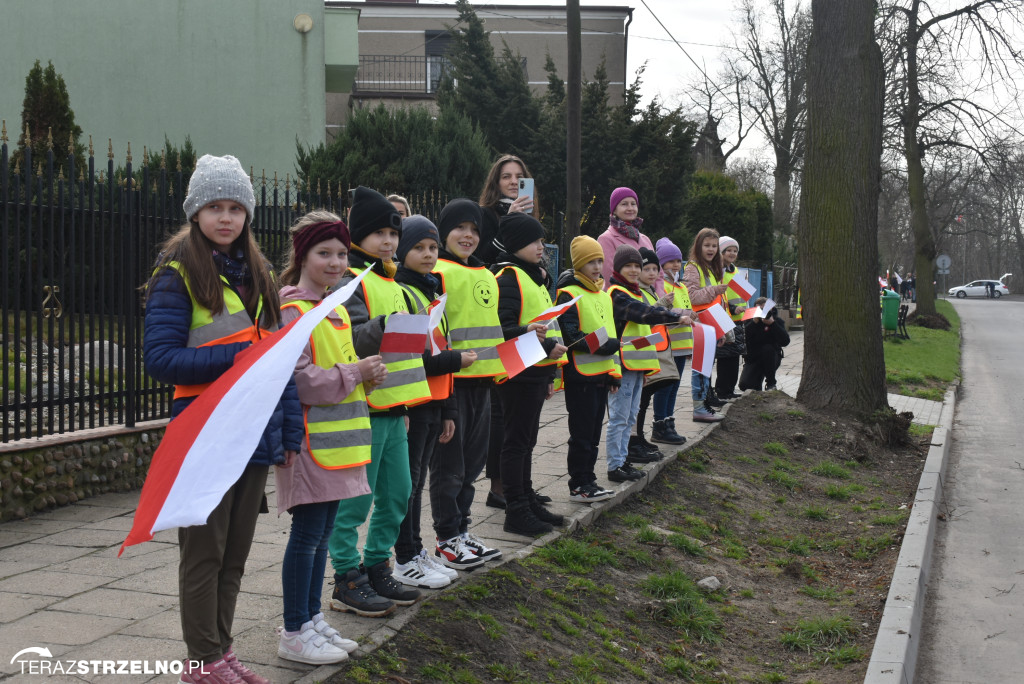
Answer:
[
  {"xmin": 607, "ymin": 285, "xmax": 660, "ymax": 372},
  {"xmin": 497, "ymin": 265, "xmax": 567, "ymax": 369},
  {"xmin": 349, "ymin": 267, "xmax": 431, "ymax": 408},
  {"xmin": 640, "ymin": 288, "xmax": 670, "ymax": 352},
  {"xmin": 556, "ymin": 285, "xmax": 621, "ymax": 378},
  {"xmin": 664, "ymin": 279, "xmax": 693, "ymax": 353},
  {"xmin": 688, "ymin": 262, "xmax": 724, "ymax": 312},
  {"xmin": 165, "ymin": 261, "xmax": 269, "ymax": 399},
  {"xmin": 282, "ymin": 301, "xmax": 372, "ymax": 469},
  {"xmin": 400, "ymin": 283, "xmax": 454, "ymax": 403},
  {"xmin": 723, "ymin": 268, "xmax": 745, "ymax": 322},
  {"xmin": 434, "ymin": 259, "xmax": 505, "ymax": 378}
]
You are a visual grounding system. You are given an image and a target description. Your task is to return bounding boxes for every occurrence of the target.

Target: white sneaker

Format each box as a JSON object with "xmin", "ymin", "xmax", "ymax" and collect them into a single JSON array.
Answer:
[
  {"xmin": 420, "ymin": 548, "xmax": 458, "ymax": 581},
  {"xmin": 460, "ymin": 532, "xmax": 502, "ymax": 562},
  {"xmin": 394, "ymin": 554, "xmax": 452, "ymax": 589},
  {"xmin": 435, "ymin": 535, "xmax": 486, "ymax": 569},
  {"xmin": 310, "ymin": 612, "xmax": 358, "ymax": 654},
  {"xmin": 277, "ymin": 622, "xmax": 348, "ymax": 664}
]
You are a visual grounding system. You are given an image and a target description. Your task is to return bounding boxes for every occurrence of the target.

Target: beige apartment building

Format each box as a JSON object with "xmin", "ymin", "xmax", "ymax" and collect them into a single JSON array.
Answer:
[{"xmin": 325, "ymin": 1, "xmax": 633, "ymax": 135}]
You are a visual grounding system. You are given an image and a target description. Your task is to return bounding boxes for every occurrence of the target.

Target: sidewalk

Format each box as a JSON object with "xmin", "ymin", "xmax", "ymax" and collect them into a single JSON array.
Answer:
[{"xmin": 0, "ymin": 329, "xmax": 941, "ymax": 683}]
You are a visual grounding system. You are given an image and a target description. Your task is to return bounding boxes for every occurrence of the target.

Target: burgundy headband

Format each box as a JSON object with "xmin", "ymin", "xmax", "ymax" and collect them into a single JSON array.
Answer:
[{"xmin": 292, "ymin": 221, "xmax": 350, "ymax": 268}]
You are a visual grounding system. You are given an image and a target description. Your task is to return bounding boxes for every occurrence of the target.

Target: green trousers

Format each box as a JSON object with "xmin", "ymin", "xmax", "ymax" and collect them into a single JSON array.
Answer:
[{"xmin": 329, "ymin": 414, "xmax": 411, "ymax": 573}]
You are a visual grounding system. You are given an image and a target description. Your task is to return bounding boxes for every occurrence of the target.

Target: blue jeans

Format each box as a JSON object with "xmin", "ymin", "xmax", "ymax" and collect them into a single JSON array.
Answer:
[
  {"xmin": 606, "ymin": 370, "xmax": 644, "ymax": 470},
  {"xmin": 652, "ymin": 355, "xmax": 689, "ymax": 421},
  {"xmin": 282, "ymin": 500, "xmax": 339, "ymax": 632},
  {"xmin": 691, "ymin": 368, "xmax": 710, "ymax": 400}
]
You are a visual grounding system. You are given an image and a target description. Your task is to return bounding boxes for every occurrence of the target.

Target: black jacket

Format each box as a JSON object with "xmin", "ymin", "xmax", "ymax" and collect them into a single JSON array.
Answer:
[
  {"xmin": 492, "ymin": 254, "xmax": 558, "ymax": 384},
  {"xmin": 744, "ymin": 315, "xmax": 790, "ymax": 362},
  {"xmin": 606, "ymin": 274, "xmax": 680, "ymax": 338}
]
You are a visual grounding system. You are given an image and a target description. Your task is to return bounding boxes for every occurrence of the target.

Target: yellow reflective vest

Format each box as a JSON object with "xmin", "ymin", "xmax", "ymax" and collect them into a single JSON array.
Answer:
[
  {"xmin": 556, "ymin": 284, "xmax": 621, "ymax": 378},
  {"xmin": 282, "ymin": 300, "xmax": 372, "ymax": 469},
  {"xmin": 433, "ymin": 258, "xmax": 505, "ymax": 378},
  {"xmin": 722, "ymin": 267, "xmax": 745, "ymax": 322},
  {"xmin": 640, "ymin": 288, "xmax": 670, "ymax": 353},
  {"xmin": 663, "ymin": 278, "xmax": 694, "ymax": 354},
  {"xmin": 164, "ymin": 261, "xmax": 270, "ymax": 400},
  {"xmin": 350, "ymin": 267, "xmax": 431, "ymax": 409},
  {"xmin": 606, "ymin": 285, "xmax": 660, "ymax": 372},
  {"xmin": 496, "ymin": 265, "xmax": 567, "ymax": 369}
]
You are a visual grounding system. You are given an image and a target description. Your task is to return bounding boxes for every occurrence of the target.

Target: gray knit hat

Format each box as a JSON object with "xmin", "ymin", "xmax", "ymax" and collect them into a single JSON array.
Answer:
[{"xmin": 183, "ymin": 154, "xmax": 256, "ymax": 221}]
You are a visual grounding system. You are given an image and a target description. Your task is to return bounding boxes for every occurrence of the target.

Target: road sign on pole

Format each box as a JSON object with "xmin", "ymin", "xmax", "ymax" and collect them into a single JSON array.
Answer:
[{"xmin": 936, "ymin": 254, "xmax": 952, "ymax": 270}]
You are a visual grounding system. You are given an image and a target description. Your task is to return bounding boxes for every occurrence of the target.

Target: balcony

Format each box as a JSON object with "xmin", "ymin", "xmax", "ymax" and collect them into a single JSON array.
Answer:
[{"xmin": 354, "ymin": 55, "xmax": 452, "ymax": 97}]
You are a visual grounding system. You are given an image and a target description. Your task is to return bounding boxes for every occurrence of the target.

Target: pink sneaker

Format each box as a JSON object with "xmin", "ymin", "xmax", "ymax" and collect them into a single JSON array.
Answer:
[
  {"xmin": 178, "ymin": 657, "xmax": 242, "ymax": 684},
  {"xmin": 223, "ymin": 649, "xmax": 271, "ymax": 684}
]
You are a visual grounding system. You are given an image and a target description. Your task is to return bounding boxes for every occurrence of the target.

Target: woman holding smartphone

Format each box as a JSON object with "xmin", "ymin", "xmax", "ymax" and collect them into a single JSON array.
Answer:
[{"xmin": 597, "ymin": 187, "xmax": 654, "ymax": 288}]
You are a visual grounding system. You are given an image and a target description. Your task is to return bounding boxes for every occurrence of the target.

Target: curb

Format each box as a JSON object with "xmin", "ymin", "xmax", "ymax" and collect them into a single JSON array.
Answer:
[
  {"xmin": 297, "ymin": 403, "xmax": 730, "ymax": 683},
  {"xmin": 863, "ymin": 384, "xmax": 958, "ymax": 684}
]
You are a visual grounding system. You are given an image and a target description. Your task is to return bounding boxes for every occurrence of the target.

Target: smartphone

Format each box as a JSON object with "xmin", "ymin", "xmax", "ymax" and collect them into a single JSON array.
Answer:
[{"xmin": 518, "ymin": 178, "xmax": 535, "ymax": 203}]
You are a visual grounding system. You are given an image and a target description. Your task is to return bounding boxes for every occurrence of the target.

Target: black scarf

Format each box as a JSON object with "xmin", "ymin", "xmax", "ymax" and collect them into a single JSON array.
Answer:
[
  {"xmin": 212, "ymin": 249, "xmax": 250, "ymax": 287},
  {"xmin": 395, "ymin": 266, "xmax": 440, "ymax": 303}
]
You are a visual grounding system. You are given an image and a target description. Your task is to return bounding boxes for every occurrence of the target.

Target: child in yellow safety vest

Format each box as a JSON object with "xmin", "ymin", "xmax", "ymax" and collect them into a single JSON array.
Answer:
[
  {"xmin": 392, "ymin": 215, "xmax": 474, "ymax": 590},
  {"xmin": 328, "ymin": 187, "xmax": 431, "ymax": 617},
  {"xmin": 491, "ymin": 213, "xmax": 568, "ymax": 536},
  {"xmin": 430, "ymin": 199, "xmax": 506, "ymax": 569},
  {"xmin": 650, "ymin": 237, "xmax": 695, "ymax": 442},
  {"xmin": 276, "ymin": 212, "xmax": 387, "ymax": 664},
  {"xmin": 605, "ymin": 245, "xmax": 691, "ymax": 483}
]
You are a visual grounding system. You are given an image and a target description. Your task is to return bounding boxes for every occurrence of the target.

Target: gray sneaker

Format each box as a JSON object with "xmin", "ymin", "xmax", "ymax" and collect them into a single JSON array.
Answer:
[{"xmin": 330, "ymin": 567, "xmax": 395, "ymax": 618}]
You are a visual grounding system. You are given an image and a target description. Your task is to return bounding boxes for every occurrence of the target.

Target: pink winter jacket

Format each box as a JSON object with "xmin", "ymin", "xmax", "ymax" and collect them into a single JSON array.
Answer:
[{"xmin": 596, "ymin": 226, "xmax": 653, "ymax": 288}]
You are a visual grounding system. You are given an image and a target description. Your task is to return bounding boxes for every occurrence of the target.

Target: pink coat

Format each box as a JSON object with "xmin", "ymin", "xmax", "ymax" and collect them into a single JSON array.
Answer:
[
  {"xmin": 275, "ymin": 285, "xmax": 371, "ymax": 513},
  {"xmin": 596, "ymin": 226, "xmax": 653, "ymax": 288}
]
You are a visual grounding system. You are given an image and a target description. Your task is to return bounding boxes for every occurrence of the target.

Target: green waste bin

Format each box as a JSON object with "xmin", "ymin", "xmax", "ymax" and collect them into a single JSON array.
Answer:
[{"xmin": 881, "ymin": 289, "xmax": 899, "ymax": 331}]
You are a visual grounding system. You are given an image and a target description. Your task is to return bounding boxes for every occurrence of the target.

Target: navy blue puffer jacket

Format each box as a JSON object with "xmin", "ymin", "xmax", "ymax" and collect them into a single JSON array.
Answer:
[{"xmin": 143, "ymin": 266, "xmax": 303, "ymax": 466}]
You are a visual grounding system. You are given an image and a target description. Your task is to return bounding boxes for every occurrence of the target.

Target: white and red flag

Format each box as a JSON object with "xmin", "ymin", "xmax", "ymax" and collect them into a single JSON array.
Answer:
[
  {"xmin": 625, "ymin": 332, "xmax": 664, "ymax": 349},
  {"xmin": 528, "ymin": 294, "xmax": 582, "ymax": 325},
  {"xmin": 380, "ymin": 313, "xmax": 429, "ymax": 354},
  {"xmin": 878, "ymin": 276, "xmax": 887, "ymax": 288},
  {"xmin": 582, "ymin": 326, "xmax": 609, "ymax": 353},
  {"xmin": 697, "ymin": 305, "xmax": 735, "ymax": 338},
  {"xmin": 741, "ymin": 306, "xmax": 763, "ymax": 321},
  {"xmin": 497, "ymin": 331, "xmax": 548, "ymax": 379},
  {"xmin": 120, "ymin": 267, "xmax": 372, "ymax": 555},
  {"xmin": 727, "ymin": 273, "xmax": 756, "ymax": 301},
  {"xmin": 691, "ymin": 323, "xmax": 716, "ymax": 378},
  {"xmin": 427, "ymin": 294, "xmax": 448, "ymax": 355}
]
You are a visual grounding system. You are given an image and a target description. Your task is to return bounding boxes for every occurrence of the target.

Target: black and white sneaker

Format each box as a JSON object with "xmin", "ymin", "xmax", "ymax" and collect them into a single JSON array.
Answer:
[
  {"xmin": 460, "ymin": 532, "xmax": 502, "ymax": 562},
  {"xmin": 435, "ymin": 536, "xmax": 485, "ymax": 569},
  {"xmin": 569, "ymin": 482, "xmax": 615, "ymax": 503}
]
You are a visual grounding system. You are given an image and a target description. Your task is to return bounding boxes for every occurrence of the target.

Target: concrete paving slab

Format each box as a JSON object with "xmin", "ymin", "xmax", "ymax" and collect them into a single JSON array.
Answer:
[
  {"xmin": 0, "ymin": 569, "xmax": 114, "ymax": 597},
  {"xmin": 0, "ymin": 541, "xmax": 96, "ymax": 563},
  {"xmin": 0, "ymin": 611, "xmax": 131, "ymax": 646},
  {"xmin": 39, "ymin": 504, "xmax": 129, "ymax": 522},
  {"xmin": 0, "ymin": 591, "xmax": 64, "ymax": 624},
  {"xmin": 33, "ymin": 528, "xmax": 130, "ymax": 548},
  {"xmin": 120, "ymin": 609, "xmax": 185, "ymax": 640},
  {"xmin": 50, "ymin": 587, "xmax": 176, "ymax": 620},
  {"xmin": 0, "ymin": 559, "xmax": 49, "ymax": 579},
  {"xmin": 104, "ymin": 564, "xmax": 179, "ymax": 596}
]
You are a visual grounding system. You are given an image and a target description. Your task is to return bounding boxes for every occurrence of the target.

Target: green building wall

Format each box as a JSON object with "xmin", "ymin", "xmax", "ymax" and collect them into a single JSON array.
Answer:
[{"xmin": 1, "ymin": 0, "xmax": 356, "ymax": 177}]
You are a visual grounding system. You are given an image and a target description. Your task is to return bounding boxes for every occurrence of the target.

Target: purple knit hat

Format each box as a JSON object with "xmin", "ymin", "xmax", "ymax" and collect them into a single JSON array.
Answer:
[
  {"xmin": 655, "ymin": 237, "xmax": 682, "ymax": 265},
  {"xmin": 609, "ymin": 187, "xmax": 638, "ymax": 214}
]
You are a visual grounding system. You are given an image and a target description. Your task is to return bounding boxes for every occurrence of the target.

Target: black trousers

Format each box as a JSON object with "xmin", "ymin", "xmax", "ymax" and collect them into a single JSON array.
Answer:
[
  {"xmin": 395, "ymin": 402, "xmax": 442, "ymax": 564},
  {"xmin": 715, "ymin": 355, "xmax": 741, "ymax": 395},
  {"xmin": 497, "ymin": 382, "xmax": 547, "ymax": 500},
  {"xmin": 564, "ymin": 380, "xmax": 608, "ymax": 490},
  {"xmin": 485, "ymin": 391, "xmax": 503, "ymax": 481},
  {"xmin": 739, "ymin": 349, "xmax": 782, "ymax": 391},
  {"xmin": 635, "ymin": 383, "xmax": 656, "ymax": 438},
  {"xmin": 430, "ymin": 384, "xmax": 491, "ymax": 540}
]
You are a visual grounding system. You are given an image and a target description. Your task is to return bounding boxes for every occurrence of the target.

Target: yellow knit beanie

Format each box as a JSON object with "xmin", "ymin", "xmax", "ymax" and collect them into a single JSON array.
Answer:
[{"xmin": 571, "ymin": 235, "xmax": 604, "ymax": 272}]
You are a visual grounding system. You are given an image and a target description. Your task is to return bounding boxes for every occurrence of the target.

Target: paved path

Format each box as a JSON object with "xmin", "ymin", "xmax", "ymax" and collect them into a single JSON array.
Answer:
[
  {"xmin": 0, "ymin": 327, "xmax": 942, "ymax": 683},
  {"xmin": 917, "ymin": 298, "xmax": 1024, "ymax": 683}
]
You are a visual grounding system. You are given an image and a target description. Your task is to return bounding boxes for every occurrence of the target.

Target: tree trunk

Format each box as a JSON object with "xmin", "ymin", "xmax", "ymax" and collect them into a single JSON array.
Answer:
[
  {"xmin": 796, "ymin": 0, "xmax": 887, "ymax": 415},
  {"xmin": 565, "ymin": 0, "xmax": 582, "ymax": 238},
  {"xmin": 773, "ymin": 153, "xmax": 793, "ymax": 236}
]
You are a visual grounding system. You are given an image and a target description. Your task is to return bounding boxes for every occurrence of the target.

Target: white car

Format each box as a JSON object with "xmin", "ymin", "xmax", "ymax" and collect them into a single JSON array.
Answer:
[{"xmin": 948, "ymin": 280, "xmax": 1009, "ymax": 298}]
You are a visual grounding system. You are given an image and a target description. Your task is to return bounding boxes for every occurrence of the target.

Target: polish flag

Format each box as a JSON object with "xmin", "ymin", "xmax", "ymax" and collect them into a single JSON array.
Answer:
[
  {"xmin": 120, "ymin": 267, "xmax": 372, "ymax": 555},
  {"xmin": 497, "ymin": 331, "xmax": 548, "ymax": 379},
  {"xmin": 878, "ymin": 276, "xmax": 887, "ymax": 288},
  {"xmin": 895, "ymin": 273, "xmax": 903, "ymax": 285},
  {"xmin": 529, "ymin": 294, "xmax": 582, "ymax": 324},
  {"xmin": 380, "ymin": 313, "xmax": 429, "ymax": 354},
  {"xmin": 727, "ymin": 273, "xmax": 756, "ymax": 301},
  {"xmin": 698, "ymin": 305, "xmax": 736, "ymax": 338},
  {"xmin": 625, "ymin": 332, "xmax": 664, "ymax": 349},
  {"xmin": 427, "ymin": 294, "xmax": 448, "ymax": 355},
  {"xmin": 691, "ymin": 323, "xmax": 716, "ymax": 378},
  {"xmin": 583, "ymin": 326, "xmax": 609, "ymax": 353},
  {"xmin": 742, "ymin": 306, "xmax": 763, "ymax": 321}
]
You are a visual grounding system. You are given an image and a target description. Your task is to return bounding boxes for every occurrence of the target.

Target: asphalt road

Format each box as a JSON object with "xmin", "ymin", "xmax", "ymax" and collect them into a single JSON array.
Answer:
[{"xmin": 917, "ymin": 296, "xmax": 1024, "ymax": 683}]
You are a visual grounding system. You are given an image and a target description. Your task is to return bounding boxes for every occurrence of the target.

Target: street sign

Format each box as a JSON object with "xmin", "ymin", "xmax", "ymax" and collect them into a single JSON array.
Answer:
[
  {"xmin": 936, "ymin": 254, "xmax": 952, "ymax": 270},
  {"xmin": 938, "ymin": 269, "xmax": 950, "ymax": 275}
]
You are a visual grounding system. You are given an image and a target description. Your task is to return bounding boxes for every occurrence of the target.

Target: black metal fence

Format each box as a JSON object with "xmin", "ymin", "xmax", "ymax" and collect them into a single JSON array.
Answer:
[
  {"xmin": 355, "ymin": 55, "xmax": 452, "ymax": 95},
  {"xmin": 0, "ymin": 132, "xmax": 463, "ymax": 444}
]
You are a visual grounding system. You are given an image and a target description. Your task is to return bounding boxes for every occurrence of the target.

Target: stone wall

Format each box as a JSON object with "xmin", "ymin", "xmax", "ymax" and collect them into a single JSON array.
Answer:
[{"xmin": 0, "ymin": 426, "xmax": 165, "ymax": 522}]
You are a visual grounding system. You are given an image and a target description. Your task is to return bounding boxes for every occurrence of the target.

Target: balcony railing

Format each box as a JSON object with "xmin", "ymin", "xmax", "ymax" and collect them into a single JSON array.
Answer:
[{"xmin": 354, "ymin": 55, "xmax": 452, "ymax": 95}]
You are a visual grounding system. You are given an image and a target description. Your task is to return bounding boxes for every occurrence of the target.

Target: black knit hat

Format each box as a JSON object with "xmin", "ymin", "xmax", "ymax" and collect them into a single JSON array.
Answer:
[
  {"xmin": 348, "ymin": 186, "xmax": 402, "ymax": 246},
  {"xmin": 397, "ymin": 214, "xmax": 440, "ymax": 263},
  {"xmin": 638, "ymin": 247, "xmax": 659, "ymax": 269},
  {"xmin": 437, "ymin": 198, "xmax": 483, "ymax": 243},
  {"xmin": 496, "ymin": 212, "xmax": 545, "ymax": 255}
]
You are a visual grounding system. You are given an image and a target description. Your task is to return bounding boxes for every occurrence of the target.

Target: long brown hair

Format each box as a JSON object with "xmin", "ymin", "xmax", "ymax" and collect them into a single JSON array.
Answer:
[
  {"xmin": 478, "ymin": 154, "xmax": 533, "ymax": 209},
  {"xmin": 688, "ymin": 227, "xmax": 723, "ymax": 282},
  {"xmin": 147, "ymin": 219, "xmax": 281, "ymax": 327},
  {"xmin": 278, "ymin": 210, "xmax": 345, "ymax": 286}
]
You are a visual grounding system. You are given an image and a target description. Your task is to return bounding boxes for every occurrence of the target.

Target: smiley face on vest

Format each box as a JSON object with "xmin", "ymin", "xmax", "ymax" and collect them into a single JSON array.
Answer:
[{"xmin": 473, "ymin": 281, "xmax": 496, "ymax": 308}]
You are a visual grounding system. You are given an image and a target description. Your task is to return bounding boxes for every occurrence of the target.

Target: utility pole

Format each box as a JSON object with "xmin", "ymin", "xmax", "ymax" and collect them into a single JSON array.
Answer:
[{"xmin": 566, "ymin": 0, "xmax": 581, "ymax": 238}]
